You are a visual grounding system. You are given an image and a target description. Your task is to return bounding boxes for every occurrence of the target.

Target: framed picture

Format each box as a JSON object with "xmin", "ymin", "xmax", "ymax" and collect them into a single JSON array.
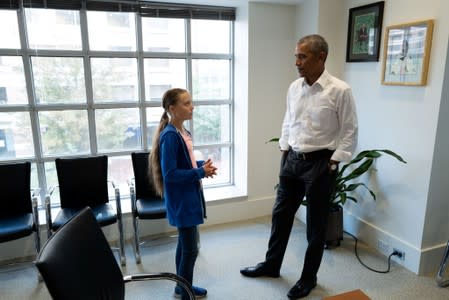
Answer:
[
  {"xmin": 346, "ymin": 1, "xmax": 384, "ymax": 62},
  {"xmin": 381, "ymin": 19, "xmax": 434, "ymax": 86}
]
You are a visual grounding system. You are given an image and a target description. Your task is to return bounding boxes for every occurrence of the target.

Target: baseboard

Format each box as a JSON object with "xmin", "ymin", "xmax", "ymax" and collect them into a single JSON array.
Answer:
[
  {"xmin": 420, "ymin": 242, "xmax": 448, "ymax": 275},
  {"xmin": 295, "ymin": 207, "xmax": 444, "ymax": 275}
]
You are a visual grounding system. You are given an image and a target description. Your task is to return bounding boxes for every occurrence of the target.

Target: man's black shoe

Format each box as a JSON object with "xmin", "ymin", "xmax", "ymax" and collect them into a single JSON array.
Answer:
[
  {"xmin": 287, "ymin": 278, "xmax": 317, "ymax": 299},
  {"xmin": 240, "ymin": 262, "xmax": 280, "ymax": 278}
]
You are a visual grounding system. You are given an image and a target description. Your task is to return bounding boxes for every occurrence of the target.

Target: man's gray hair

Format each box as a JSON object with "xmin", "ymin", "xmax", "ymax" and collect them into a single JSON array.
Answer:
[{"xmin": 298, "ymin": 34, "xmax": 328, "ymax": 57}]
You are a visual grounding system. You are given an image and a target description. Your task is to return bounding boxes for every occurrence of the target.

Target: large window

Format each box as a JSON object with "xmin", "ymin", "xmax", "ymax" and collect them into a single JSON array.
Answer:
[{"xmin": 0, "ymin": 3, "xmax": 235, "ymax": 206}]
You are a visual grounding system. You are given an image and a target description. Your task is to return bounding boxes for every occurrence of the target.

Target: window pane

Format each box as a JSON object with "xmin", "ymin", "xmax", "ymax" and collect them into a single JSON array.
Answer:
[
  {"xmin": 32, "ymin": 56, "xmax": 86, "ymax": 104},
  {"xmin": 0, "ymin": 112, "xmax": 34, "ymax": 159},
  {"xmin": 191, "ymin": 20, "xmax": 230, "ymax": 54},
  {"xmin": 195, "ymin": 147, "xmax": 230, "ymax": 186},
  {"xmin": 25, "ymin": 8, "xmax": 81, "ymax": 50},
  {"xmin": 0, "ymin": 56, "xmax": 28, "ymax": 105},
  {"xmin": 91, "ymin": 58, "xmax": 138, "ymax": 102},
  {"xmin": 146, "ymin": 107, "xmax": 164, "ymax": 145},
  {"xmin": 87, "ymin": 11, "xmax": 136, "ymax": 51},
  {"xmin": 144, "ymin": 59, "xmax": 186, "ymax": 101},
  {"xmin": 0, "ymin": 10, "xmax": 20, "ymax": 49},
  {"xmin": 108, "ymin": 155, "xmax": 133, "ymax": 198},
  {"xmin": 39, "ymin": 110, "xmax": 90, "ymax": 156},
  {"xmin": 193, "ymin": 105, "xmax": 230, "ymax": 144},
  {"xmin": 30, "ymin": 163, "xmax": 39, "ymax": 193},
  {"xmin": 96, "ymin": 108, "xmax": 140, "ymax": 152},
  {"xmin": 142, "ymin": 18, "xmax": 185, "ymax": 52},
  {"xmin": 192, "ymin": 59, "xmax": 229, "ymax": 100}
]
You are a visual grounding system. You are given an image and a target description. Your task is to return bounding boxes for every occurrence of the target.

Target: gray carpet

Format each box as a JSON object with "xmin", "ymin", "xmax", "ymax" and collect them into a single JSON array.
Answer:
[{"xmin": 1, "ymin": 217, "xmax": 449, "ymax": 299}]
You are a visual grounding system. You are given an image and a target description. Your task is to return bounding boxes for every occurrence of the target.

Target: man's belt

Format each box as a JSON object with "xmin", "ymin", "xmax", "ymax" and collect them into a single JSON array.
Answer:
[{"xmin": 290, "ymin": 149, "xmax": 333, "ymax": 160}]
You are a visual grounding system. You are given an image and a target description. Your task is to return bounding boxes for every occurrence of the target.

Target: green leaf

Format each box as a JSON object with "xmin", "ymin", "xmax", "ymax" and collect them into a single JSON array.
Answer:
[
  {"xmin": 346, "ymin": 196, "xmax": 358, "ymax": 203},
  {"xmin": 344, "ymin": 183, "xmax": 367, "ymax": 192},
  {"xmin": 340, "ymin": 159, "xmax": 374, "ymax": 182},
  {"xmin": 266, "ymin": 138, "xmax": 279, "ymax": 144},
  {"xmin": 373, "ymin": 149, "xmax": 407, "ymax": 163}
]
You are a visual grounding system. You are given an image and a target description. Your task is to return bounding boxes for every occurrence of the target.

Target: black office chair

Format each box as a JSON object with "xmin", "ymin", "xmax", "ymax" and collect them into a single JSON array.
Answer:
[
  {"xmin": 0, "ymin": 162, "xmax": 41, "ymax": 264},
  {"xmin": 45, "ymin": 155, "xmax": 126, "ymax": 266},
  {"xmin": 36, "ymin": 207, "xmax": 194, "ymax": 300},
  {"xmin": 130, "ymin": 152, "xmax": 167, "ymax": 264}
]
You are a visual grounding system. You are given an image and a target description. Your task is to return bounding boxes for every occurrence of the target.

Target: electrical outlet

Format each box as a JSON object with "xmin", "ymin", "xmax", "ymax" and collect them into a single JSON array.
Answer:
[
  {"xmin": 377, "ymin": 240, "xmax": 389, "ymax": 254},
  {"xmin": 393, "ymin": 248, "xmax": 405, "ymax": 260}
]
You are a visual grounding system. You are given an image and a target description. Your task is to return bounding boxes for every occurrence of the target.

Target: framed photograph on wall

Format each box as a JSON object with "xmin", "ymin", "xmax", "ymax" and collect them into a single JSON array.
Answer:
[
  {"xmin": 346, "ymin": 1, "xmax": 384, "ymax": 62},
  {"xmin": 381, "ymin": 19, "xmax": 434, "ymax": 86}
]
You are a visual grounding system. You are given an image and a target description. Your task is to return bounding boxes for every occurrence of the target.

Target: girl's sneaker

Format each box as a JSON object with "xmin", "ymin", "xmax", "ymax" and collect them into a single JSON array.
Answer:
[{"xmin": 174, "ymin": 285, "xmax": 207, "ymax": 298}]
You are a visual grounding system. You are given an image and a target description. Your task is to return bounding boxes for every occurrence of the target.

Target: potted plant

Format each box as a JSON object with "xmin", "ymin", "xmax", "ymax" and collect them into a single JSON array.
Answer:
[
  {"xmin": 324, "ymin": 149, "xmax": 406, "ymax": 247},
  {"xmin": 266, "ymin": 140, "xmax": 407, "ymax": 247}
]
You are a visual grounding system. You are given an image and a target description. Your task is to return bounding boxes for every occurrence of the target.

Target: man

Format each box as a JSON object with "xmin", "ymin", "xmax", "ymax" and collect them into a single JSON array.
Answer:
[{"xmin": 240, "ymin": 34, "xmax": 358, "ymax": 299}]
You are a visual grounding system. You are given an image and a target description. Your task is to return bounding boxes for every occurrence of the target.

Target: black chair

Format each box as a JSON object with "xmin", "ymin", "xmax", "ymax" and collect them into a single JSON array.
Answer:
[
  {"xmin": 130, "ymin": 152, "xmax": 167, "ymax": 264},
  {"xmin": 0, "ymin": 162, "xmax": 41, "ymax": 264},
  {"xmin": 36, "ymin": 207, "xmax": 194, "ymax": 300},
  {"xmin": 45, "ymin": 155, "xmax": 126, "ymax": 266}
]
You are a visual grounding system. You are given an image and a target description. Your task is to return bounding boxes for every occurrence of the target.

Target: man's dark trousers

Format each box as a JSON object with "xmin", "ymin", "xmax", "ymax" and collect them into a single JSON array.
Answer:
[{"xmin": 264, "ymin": 149, "xmax": 336, "ymax": 281}]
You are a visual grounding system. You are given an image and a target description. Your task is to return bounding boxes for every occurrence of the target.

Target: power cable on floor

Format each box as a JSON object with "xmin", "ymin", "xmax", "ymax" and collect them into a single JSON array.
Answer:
[{"xmin": 343, "ymin": 230, "xmax": 401, "ymax": 274}]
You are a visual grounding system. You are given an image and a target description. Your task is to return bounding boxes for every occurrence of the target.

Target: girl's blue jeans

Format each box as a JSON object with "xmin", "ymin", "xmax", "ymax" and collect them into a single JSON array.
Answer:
[{"xmin": 176, "ymin": 226, "xmax": 199, "ymax": 299}]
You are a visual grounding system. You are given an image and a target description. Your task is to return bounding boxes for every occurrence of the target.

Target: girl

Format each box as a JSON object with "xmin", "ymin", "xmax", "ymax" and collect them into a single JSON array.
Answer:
[{"xmin": 150, "ymin": 88, "xmax": 217, "ymax": 299}]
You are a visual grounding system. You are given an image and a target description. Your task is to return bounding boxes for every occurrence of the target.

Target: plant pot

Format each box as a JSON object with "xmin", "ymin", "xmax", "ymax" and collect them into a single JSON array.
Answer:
[{"xmin": 325, "ymin": 204, "xmax": 343, "ymax": 249}]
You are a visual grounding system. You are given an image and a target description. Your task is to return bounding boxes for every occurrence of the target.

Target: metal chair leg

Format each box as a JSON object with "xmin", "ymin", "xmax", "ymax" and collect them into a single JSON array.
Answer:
[
  {"xmin": 115, "ymin": 188, "xmax": 126, "ymax": 267},
  {"xmin": 130, "ymin": 185, "xmax": 141, "ymax": 264},
  {"xmin": 133, "ymin": 216, "xmax": 142, "ymax": 264},
  {"xmin": 32, "ymin": 198, "xmax": 41, "ymax": 254},
  {"xmin": 437, "ymin": 240, "xmax": 449, "ymax": 287}
]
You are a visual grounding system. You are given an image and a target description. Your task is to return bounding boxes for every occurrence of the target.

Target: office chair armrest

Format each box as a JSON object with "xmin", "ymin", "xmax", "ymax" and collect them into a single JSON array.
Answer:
[
  {"xmin": 44, "ymin": 193, "xmax": 53, "ymax": 239},
  {"xmin": 123, "ymin": 272, "xmax": 195, "ymax": 300},
  {"xmin": 127, "ymin": 178, "xmax": 136, "ymax": 214},
  {"xmin": 127, "ymin": 177, "xmax": 135, "ymax": 187},
  {"xmin": 32, "ymin": 191, "xmax": 40, "ymax": 228},
  {"xmin": 47, "ymin": 185, "xmax": 57, "ymax": 196},
  {"xmin": 32, "ymin": 188, "xmax": 40, "ymax": 198},
  {"xmin": 31, "ymin": 191, "xmax": 42, "ymax": 252},
  {"xmin": 129, "ymin": 184, "xmax": 137, "ymax": 216},
  {"xmin": 31, "ymin": 187, "xmax": 41, "ymax": 228},
  {"xmin": 110, "ymin": 181, "xmax": 122, "ymax": 216},
  {"xmin": 108, "ymin": 179, "xmax": 117, "ymax": 189}
]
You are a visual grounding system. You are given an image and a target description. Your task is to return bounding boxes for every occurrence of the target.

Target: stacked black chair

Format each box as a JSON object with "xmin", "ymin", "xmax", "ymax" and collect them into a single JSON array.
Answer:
[
  {"xmin": 45, "ymin": 155, "xmax": 126, "ymax": 266},
  {"xmin": 130, "ymin": 152, "xmax": 166, "ymax": 264},
  {"xmin": 36, "ymin": 207, "xmax": 194, "ymax": 300},
  {"xmin": 0, "ymin": 162, "xmax": 41, "ymax": 264}
]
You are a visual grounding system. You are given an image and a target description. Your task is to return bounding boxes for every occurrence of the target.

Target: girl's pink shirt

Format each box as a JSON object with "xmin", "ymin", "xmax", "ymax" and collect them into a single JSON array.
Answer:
[{"xmin": 180, "ymin": 130, "xmax": 197, "ymax": 168}]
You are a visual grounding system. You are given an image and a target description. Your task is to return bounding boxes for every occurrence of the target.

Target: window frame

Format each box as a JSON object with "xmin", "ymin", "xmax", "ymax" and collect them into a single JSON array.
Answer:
[{"xmin": 0, "ymin": 4, "xmax": 235, "ymax": 207}]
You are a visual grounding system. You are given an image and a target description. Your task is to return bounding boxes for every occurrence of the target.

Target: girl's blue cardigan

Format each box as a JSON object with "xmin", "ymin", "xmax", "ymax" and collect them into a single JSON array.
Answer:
[{"xmin": 160, "ymin": 124, "xmax": 206, "ymax": 228}]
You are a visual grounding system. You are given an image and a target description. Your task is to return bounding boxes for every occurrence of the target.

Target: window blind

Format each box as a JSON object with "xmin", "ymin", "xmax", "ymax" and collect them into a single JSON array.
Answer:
[
  {"xmin": 12, "ymin": 0, "xmax": 235, "ymax": 20},
  {"xmin": 0, "ymin": 0, "xmax": 19, "ymax": 9}
]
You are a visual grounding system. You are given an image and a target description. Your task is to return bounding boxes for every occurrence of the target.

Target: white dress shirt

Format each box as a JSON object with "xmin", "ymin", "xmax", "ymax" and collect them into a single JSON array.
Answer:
[{"xmin": 279, "ymin": 70, "xmax": 358, "ymax": 162}]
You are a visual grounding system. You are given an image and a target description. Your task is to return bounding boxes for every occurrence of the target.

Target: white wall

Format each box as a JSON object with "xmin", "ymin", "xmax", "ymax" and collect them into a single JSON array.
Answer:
[
  {"xmin": 247, "ymin": 2, "xmax": 297, "ymax": 200},
  {"xmin": 318, "ymin": 0, "xmax": 346, "ymax": 78},
  {"xmin": 296, "ymin": 0, "xmax": 319, "ymax": 39},
  {"xmin": 340, "ymin": 0, "xmax": 449, "ymax": 274}
]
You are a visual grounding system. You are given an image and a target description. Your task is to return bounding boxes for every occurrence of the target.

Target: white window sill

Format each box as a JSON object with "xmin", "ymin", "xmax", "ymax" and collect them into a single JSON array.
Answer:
[{"xmin": 37, "ymin": 185, "xmax": 247, "ymax": 226}]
